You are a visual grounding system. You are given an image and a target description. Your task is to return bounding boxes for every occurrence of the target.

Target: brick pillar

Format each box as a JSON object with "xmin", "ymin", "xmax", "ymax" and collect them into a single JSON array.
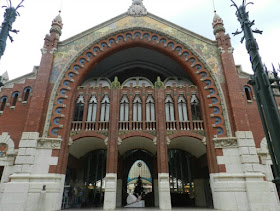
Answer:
[
  {"xmin": 24, "ymin": 15, "xmax": 63, "ymax": 133},
  {"xmin": 155, "ymin": 88, "xmax": 171, "ymax": 210},
  {"xmin": 213, "ymin": 13, "xmax": 250, "ymax": 132},
  {"xmin": 104, "ymin": 88, "xmax": 120, "ymax": 210}
]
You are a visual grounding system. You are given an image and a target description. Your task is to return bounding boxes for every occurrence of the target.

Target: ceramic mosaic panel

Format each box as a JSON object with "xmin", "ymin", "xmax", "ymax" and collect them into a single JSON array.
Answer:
[
  {"xmin": 0, "ymin": 143, "xmax": 7, "ymax": 157},
  {"xmin": 50, "ymin": 16, "xmax": 224, "ymax": 83}
]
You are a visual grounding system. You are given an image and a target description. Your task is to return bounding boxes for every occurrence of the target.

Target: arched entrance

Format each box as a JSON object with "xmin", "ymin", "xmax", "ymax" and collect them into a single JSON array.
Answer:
[
  {"xmin": 168, "ymin": 136, "xmax": 213, "ymax": 208},
  {"xmin": 118, "ymin": 136, "xmax": 157, "ymax": 208},
  {"xmin": 62, "ymin": 137, "xmax": 107, "ymax": 209}
]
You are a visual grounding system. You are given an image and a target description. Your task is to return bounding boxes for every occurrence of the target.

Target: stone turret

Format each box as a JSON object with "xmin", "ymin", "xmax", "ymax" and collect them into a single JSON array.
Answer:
[
  {"xmin": 50, "ymin": 12, "xmax": 63, "ymax": 37},
  {"xmin": 212, "ymin": 12, "xmax": 225, "ymax": 35}
]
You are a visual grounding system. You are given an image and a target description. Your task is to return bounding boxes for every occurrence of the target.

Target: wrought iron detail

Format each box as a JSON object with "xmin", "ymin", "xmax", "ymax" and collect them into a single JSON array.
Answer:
[
  {"xmin": 231, "ymin": 0, "xmax": 280, "ymax": 184},
  {"xmin": 0, "ymin": 0, "xmax": 24, "ymax": 60}
]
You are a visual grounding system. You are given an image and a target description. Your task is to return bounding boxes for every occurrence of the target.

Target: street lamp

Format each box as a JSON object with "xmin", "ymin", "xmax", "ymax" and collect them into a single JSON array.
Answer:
[
  {"xmin": 230, "ymin": 0, "xmax": 280, "ymax": 184},
  {"xmin": 0, "ymin": 0, "xmax": 24, "ymax": 61}
]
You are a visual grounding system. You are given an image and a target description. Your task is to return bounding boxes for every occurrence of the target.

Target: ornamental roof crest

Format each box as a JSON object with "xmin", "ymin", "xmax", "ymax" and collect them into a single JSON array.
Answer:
[{"xmin": 128, "ymin": 0, "xmax": 148, "ymax": 17}]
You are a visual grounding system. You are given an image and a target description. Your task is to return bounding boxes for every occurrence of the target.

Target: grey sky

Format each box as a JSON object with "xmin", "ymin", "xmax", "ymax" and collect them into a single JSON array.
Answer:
[{"xmin": 0, "ymin": 0, "xmax": 279, "ymax": 80}]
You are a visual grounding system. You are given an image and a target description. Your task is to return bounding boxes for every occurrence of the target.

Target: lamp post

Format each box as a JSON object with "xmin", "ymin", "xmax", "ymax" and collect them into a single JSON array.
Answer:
[
  {"xmin": 230, "ymin": 0, "xmax": 280, "ymax": 184},
  {"xmin": 0, "ymin": 0, "xmax": 24, "ymax": 61}
]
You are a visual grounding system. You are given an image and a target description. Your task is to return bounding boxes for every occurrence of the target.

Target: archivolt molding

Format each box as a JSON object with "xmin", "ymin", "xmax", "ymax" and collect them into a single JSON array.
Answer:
[{"xmin": 43, "ymin": 28, "xmax": 231, "ymax": 138}]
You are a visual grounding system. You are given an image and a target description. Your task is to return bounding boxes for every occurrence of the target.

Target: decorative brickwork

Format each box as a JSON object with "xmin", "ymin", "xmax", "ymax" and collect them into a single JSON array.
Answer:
[{"xmin": 44, "ymin": 29, "xmax": 229, "ymax": 141}]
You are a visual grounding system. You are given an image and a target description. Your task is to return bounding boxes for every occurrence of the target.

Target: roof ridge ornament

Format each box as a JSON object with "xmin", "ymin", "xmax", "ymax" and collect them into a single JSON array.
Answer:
[{"xmin": 128, "ymin": 0, "xmax": 148, "ymax": 17}]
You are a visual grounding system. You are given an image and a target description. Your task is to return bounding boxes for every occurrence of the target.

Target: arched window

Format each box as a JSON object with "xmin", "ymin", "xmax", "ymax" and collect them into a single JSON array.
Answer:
[
  {"xmin": 133, "ymin": 94, "xmax": 142, "ymax": 121},
  {"xmin": 190, "ymin": 94, "xmax": 201, "ymax": 120},
  {"xmin": 120, "ymin": 94, "xmax": 129, "ymax": 121},
  {"xmin": 165, "ymin": 94, "xmax": 175, "ymax": 121},
  {"xmin": 146, "ymin": 94, "xmax": 155, "ymax": 121},
  {"xmin": 11, "ymin": 91, "xmax": 20, "ymax": 107},
  {"xmin": 74, "ymin": 95, "xmax": 84, "ymax": 121},
  {"xmin": 100, "ymin": 94, "xmax": 110, "ymax": 122},
  {"xmin": 87, "ymin": 95, "xmax": 97, "ymax": 122},
  {"xmin": 0, "ymin": 96, "xmax": 8, "ymax": 112},
  {"xmin": 23, "ymin": 87, "xmax": 32, "ymax": 102},
  {"xmin": 178, "ymin": 95, "xmax": 188, "ymax": 121},
  {"xmin": 243, "ymin": 86, "xmax": 252, "ymax": 101}
]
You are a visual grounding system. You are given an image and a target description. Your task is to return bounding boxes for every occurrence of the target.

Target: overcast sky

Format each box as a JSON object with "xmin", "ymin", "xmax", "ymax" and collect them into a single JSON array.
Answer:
[{"xmin": 0, "ymin": 0, "xmax": 279, "ymax": 80}]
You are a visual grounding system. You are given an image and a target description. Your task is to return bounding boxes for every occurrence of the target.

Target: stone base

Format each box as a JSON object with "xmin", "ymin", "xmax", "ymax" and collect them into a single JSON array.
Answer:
[
  {"xmin": 158, "ymin": 173, "xmax": 171, "ymax": 210},
  {"xmin": 210, "ymin": 173, "xmax": 280, "ymax": 211},
  {"xmin": 0, "ymin": 173, "xmax": 65, "ymax": 211},
  {"xmin": 103, "ymin": 173, "xmax": 117, "ymax": 210}
]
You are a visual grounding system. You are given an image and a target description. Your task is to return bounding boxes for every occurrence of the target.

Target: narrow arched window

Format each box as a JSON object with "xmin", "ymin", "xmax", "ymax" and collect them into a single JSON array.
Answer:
[
  {"xmin": 133, "ymin": 94, "xmax": 142, "ymax": 121},
  {"xmin": 178, "ymin": 95, "xmax": 188, "ymax": 121},
  {"xmin": 243, "ymin": 86, "xmax": 252, "ymax": 101},
  {"xmin": 87, "ymin": 95, "xmax": 97, "ymax": 122},
  {"xmin": 165, "ymin": 94, "xmax": 175, "ymax": 121},
  {"xmin": 120, "ymin": 94, "xmax": 129, "ymax": 121},
  {"xmin": 146, "ymin": 94, "xmax": 155, "ymax": 121},
  {"xmin": 11, "ymin": 92, "xmax": 20, "ymax": 107},
  {"xmin": 23, "ymin": 87, "xmax": 32, "ymax": 102},
  {"xmin": 100, "ymin": 94, "xmax": 110, "ymax": 122},
  {"xmin": 74, "ymin": 95, "xmax": 84, "ymax": 121},
  {"xmin": 190, "ymin": 94, "xmax": 201, "ymax": 120},
  {"xmin": 0, "ymin": 96, "xmax": 8, "ymax": 112}
]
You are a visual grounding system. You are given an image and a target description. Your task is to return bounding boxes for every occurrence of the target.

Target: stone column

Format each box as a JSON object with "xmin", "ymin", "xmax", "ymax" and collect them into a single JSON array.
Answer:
[
  {"xmin": 155, "ymin": 88, "xmax": 171, "ymax": 210},
  {"xmin": 104, "ymin": 88, "xmax": 120, "ymax": 210}
]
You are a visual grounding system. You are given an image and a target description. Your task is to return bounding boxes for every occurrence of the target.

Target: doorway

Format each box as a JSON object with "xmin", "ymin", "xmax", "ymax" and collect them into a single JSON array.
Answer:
[
  {"xmin": 62, "ymin": 149, "xmax": 107, "ymax": 209},
  {"xmin": 121, "ymin": 149, "xmax": 156, "ymax": 207}
]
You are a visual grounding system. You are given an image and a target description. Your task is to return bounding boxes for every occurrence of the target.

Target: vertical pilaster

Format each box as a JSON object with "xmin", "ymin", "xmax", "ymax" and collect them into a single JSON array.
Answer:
[
  {"xmin": 24, "ymin": 14, "xmax": 63, "ymax": 133},
  {"xmin": 213, "ymin": 13, "xmax": 250, "ymax": 132},
  {"xmin": 155, "ymin": 88, "xmax": 171, "ymax": 210},
  {"xmin": 104, "ymin": 88, "xmax": 120, "ymax": 210}
]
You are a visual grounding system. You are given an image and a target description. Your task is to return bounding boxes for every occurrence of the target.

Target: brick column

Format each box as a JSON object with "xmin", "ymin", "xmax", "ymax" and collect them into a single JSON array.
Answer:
[
  {"xmin": 213, "ymin": 13, "xmax": 250, "ymax": 132},
  {"xmin": 104, "ymin": 88, "xmax": 120, "ymax": 210},
  {"xmin": 155, "ymin": 88, "xmax": 171, "ymax": 210}
]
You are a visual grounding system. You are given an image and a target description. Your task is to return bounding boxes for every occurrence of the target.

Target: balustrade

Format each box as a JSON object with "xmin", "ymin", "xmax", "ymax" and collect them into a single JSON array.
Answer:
[
  {"xmin": 98, "ymin": 121, "xmax": 109, "ymax": 130},
  {"xmin": 119, "ymin": 121, "xmax": 129, "ymax": 130},
  {"xmin": 132, "ymin": 121, "xmax": 143, "ymax": 130},
  {"xmin": 71, "ymin": 121, "xmax": 83, "ymax": 131},
  {"xmin": 85, "ymin": 121, "xmax": 96, "ymax": 131},
  {"xmin": 166, "ymin": 121, "xmax": 177, "ymax": 130},
  {"xmin": 145, "ymin": 121, "xmax": 156, "ymax": 130},
  {"xmin": 179, "ymin": 121, "xmax": 191, "ymax": 130},
  {"xmin": 192, "ymin": 120, "xmax": 204, "ymax": 130}
]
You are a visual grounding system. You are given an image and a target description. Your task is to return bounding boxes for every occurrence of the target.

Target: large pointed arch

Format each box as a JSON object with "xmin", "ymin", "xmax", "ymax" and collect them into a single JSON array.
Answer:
[{"xmin": 43, "ymin": 28, "xmax": 231, "ymax": 139}]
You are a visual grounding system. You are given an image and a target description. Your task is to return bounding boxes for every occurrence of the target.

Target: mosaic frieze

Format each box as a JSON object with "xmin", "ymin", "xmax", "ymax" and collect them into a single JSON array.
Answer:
[{"xmin": 50, "ymin": 15, "xmax": 224, "ymax": 83}]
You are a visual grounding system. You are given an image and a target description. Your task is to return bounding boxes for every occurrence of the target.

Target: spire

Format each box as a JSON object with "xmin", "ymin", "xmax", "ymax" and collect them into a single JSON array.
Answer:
[
  {"xmin": 212, "ymin": 11, "xmax": 225, "ymax": 35},
  {"xmin": 50, "ymin": 11, "xmax": 63, "ymax": 36},
  {"xmin": 128, "ymin": 0, "xmax": 148, "ymax": 17}
]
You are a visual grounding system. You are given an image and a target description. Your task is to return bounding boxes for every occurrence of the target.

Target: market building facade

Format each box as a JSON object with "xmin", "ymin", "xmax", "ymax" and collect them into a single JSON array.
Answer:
[{"xmin": 0, "ymin": 1, "xmax": 279, "ymax": 210}]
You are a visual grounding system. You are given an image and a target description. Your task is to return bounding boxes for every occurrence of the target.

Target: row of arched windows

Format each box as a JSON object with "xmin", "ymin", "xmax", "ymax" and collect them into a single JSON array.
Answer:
[
  {"xmin": 73, "ymin": 94, "xmax": 111, "ymax": 122},
  {"xmin": 73, "ymin": 93, "xmax": 201, "ymax": 123},
  {"xmin": 0, "ymin": 87, "xmax": 31, "ymax": 112},
  {"xmin": 119, "ymin": 94, "xmax": 155, "ymax": 122},
  {"xmin": 165, "ymin": 94, "xmax": 201, "ymax": 122}
]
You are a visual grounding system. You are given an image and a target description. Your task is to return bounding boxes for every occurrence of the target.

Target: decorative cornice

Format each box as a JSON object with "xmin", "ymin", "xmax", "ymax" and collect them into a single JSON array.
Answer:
[
  {"xmin": 37, "ymin": 137, "xmax": 62, "ymax": 149},
  {"xmin": 213, "ymin": 137, "xmax": 238, "ymax": 148},
  {"xmin": 128, "ymin": 0, "xmax": 147, "ymax": 17}
]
